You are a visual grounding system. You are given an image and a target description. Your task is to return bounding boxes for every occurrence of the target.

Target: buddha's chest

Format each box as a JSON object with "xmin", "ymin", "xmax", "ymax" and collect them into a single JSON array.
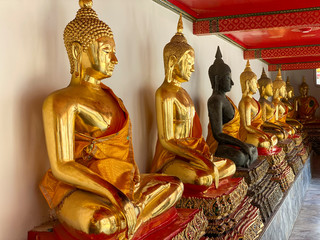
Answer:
[
  {"xmin": 172, "ymin": 91, "xmax": 195, "ymax": 121},
  {"xmin": 222, "ymin": 100, "xmax": 235, "ymax": 124},
  {"xmin": 75, "ymin": 91, "xmax": 125, "ymax": 137},
  {"xmin": 251, "ymin": 99, "xmax": 259, "ymax": 118}
]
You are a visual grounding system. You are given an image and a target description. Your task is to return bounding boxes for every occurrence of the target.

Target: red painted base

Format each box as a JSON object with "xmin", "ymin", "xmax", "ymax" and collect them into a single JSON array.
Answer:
[
  {"xmin": 257, "ymin": 146, "xmax": 282, "ymax": 156},
  {"xmin": 28, "ymin": 208, "xmax": 205, "ymax": 240}
]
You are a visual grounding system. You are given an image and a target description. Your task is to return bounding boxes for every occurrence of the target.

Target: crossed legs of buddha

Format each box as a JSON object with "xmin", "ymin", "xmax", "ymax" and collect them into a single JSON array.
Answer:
[
  {"xmin": 56, "ymin": 174, "xmax": 183, "ymax": 237},
  {"xmin": 161, "ymin": 157, "xmax": 235, "ymax": 187},
  {"xmin": 215, "ymin": 144, "xmax": 257, "ymax": 168}
]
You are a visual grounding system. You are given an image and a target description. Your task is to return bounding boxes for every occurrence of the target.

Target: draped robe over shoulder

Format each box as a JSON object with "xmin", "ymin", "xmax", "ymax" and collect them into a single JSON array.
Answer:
[
  {"xmin": 239, "ymin": 98, "xmax": 264, "ymax": 143},
  {"xmin": 297, "ymin": 96, "xmax": 319, "ymax": 120},
  {"xmin": 206, "ymin": 97, "xmax": 240, "ymax": 154},
  {"xmin": 40, "ymin": 85, "xmax": 140, "ymax": 209}
]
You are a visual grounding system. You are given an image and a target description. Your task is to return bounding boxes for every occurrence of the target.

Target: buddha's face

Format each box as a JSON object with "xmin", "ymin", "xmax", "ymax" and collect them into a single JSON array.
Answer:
[
  {"xmin": 82, "ymin": 36, "xmax": 118, "ymax": 79},
  {"xmin": 279, "ymin": 85, "xmax": 287, "ymax": 98},
  {"xmin": 220, "ymin": 72, "xmax": 233, "ymax": 92},
  {"xmin": 264, "ymin": 83, "xmax": 273, "ymax": 97},
  {"xmin": 174, "ymin": 50, "xmax": 195, "ymax": 82},
  {"xmin": 287, "ymin": 89, "xmax": 294, "ymax": 99},
  {"xmin": 248, "ymin": 76, "xmax": 258, "ymax": 94},
  {"xmin": 300, "ymin": 86, "xmax": 308, "ymax": 97}
]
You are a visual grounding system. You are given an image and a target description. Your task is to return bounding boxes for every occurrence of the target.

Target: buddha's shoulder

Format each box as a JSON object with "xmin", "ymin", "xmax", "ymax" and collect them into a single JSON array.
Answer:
[
  {"xmin": 239, "ymin": 96, "xmax": 254, "ymax": 104},
  {"xmin": 43, "ymin": 85, "xmax": 90, "ymax": 110},
  {"xmin": 156, "ymin": 84, "xmax": 185, "ymax": 97}
]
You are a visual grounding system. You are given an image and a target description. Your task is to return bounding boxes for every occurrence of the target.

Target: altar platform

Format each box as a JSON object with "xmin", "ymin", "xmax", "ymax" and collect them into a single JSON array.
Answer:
[{"xmin": 259, "ymin": 156, "xmax": 311, "ymax": 240}]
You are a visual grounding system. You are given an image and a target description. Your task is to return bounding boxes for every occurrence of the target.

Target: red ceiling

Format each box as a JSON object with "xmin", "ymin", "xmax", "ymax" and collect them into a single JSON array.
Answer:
[
  {"xmin": 166, "ymin": 0, "xmax": 320, "ymax": 18},
  {"xmin": 154, "ymin": 0, "xmax": 320, "ymax": 71}
]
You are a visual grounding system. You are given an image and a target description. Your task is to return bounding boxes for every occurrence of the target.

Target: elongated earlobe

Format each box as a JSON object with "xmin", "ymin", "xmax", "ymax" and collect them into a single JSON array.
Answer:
[{"xmin": 72, "ymin": 42, "xmax": 82, "ymax": 76}]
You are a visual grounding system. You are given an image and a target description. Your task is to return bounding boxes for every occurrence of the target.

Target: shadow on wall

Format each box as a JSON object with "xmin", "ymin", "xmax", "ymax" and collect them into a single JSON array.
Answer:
[
  {"xmin": 139, "ymin": 85, "xmax": 156, "ymax": 172},
  {"xmin": 15, "ymin": 80, "xmax": 51, "ymax": 236}
]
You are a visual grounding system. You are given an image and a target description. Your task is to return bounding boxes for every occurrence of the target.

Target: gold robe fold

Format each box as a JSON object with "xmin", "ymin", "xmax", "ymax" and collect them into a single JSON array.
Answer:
[
  {"xmin": 151, "ymin": 112, "xmax": 211, "ymax": 173},
  {"xmin": 40, "ymin": 84, "xmax": 140, "ymax": 209},
  {"xmin": 297, "ymin": 96, "xmax": 319, "ymax": 120},
  {"xmin": 239, "ymin": 99, "xmax": 264, "ymax": 143},
  {"xmin": 206, "ymin": 97, "xmax": 240, "ymax": 154}
]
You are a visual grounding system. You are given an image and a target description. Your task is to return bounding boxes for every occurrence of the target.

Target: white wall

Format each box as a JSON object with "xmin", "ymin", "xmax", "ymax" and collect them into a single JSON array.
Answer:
[
  {"xmin": 270, "ymin": 69, "xmax": 320, "ymax": 117},
  {"xmin": 0, "ymin": 0, "xmax": 267, "ymax": 239}
]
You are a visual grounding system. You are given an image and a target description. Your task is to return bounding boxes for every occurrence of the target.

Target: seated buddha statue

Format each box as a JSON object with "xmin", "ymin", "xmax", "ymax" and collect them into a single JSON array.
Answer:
[
  {"xmin": 272, "ymin": 69, "xmax": 301, "ymax": 132},
  {"xmin": 151, "ymin": 15, "xmax": 236, "ymax": 189},
  {"xmin": 282, "ymin": 77, "xmax": 303, "ymax": 131},
  {"xmin": 39, "ymin": 1, "xmax": 183, "ymax": 238},
  {"xmin": 206, "ymin": 46, "xmax": 257, "ymax": 168},
  {"xmin": 257, "ymin": 69, "xmax": 291, "ymax": 140},
  {"xmin": 282, "ymin": 77, "xmax": 296, "ymax": 118},
  {"xmin": 294, "ymin": 77, "xmax": 319, "ymax": 122},
  {"xmin": 238, "ymin": 61, "xmax": 278, "ymax": 150}
]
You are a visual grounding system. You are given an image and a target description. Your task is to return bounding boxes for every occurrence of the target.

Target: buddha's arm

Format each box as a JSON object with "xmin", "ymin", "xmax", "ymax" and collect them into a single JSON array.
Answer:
[
  {"xmin": 208, "ymin": 98, "xmax": 251, "ymax": 152},
  {"xmin": 156, "ymin": 93, "xmax": 213, "ymax": 170},
  {"xmin": 43, "ymin": 95, "xmax": 137, "ymax": 234},
  {"xmin": 239, "ymin": 99, "xmax": 269, "ymax": 138}
]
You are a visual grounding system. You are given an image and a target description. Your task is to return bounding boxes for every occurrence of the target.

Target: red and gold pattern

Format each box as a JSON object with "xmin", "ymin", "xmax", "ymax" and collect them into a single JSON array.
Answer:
[
  {"xmin": 193, "ymin": 10, "xmax": 320, "ymax": 34},
  {"xmin": 177, "ymin": 178, "xmax": 248, "ymax": 220},
  {"xmin": 245, "ymin": 45, "xmax": 320, "ymax": 60},
  {"xmin": 28, "ymin": 208, "xmax": 208, "ymax": 240},
  {"xmin": 269, "ymin": 62, "xmax": 320, "ymax": 71}
]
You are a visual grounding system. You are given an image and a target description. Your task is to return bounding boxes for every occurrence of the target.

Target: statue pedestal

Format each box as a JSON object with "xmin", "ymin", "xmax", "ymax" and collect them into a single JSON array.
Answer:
[
  {"xmin": 176, "ymin": 178, "xmax": 264, "ymax": 239},
  {"xmin": 285, "ymin": 144, "xmax": 303, "ymax": 175},
  {"xmin": 278, "ymin": 138, "xmax": 295, "ymax": 154},
  {"xmin": 234, "ymin": 158, "xmax": 283, "ymax": 222},
  {"xmin": 259, "ymin": 157, "xmax": 311, "ymax": 240},
  {"xmin": 258, "ymin": 147, "xmax": 295, "ymax": 192},
  {"xmin": 28, "ymin": 208, "xmax": 207, "ymax": 240}
]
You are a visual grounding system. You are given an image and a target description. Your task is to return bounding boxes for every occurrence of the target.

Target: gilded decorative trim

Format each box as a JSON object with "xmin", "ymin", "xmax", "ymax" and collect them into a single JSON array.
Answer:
[
  {"xmin": 172, "ymin": 210, "xmax": 208, "ymax": 240},
  {"xmin": 278, "ymin": 138, "xmax": 295, "ymax": 153},
  {"xmin": 177, "ymin": 179, "xmax": 248, "ymax": 220}
]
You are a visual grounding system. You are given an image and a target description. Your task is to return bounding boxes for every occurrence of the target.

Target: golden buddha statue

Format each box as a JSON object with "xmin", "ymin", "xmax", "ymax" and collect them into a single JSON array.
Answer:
[
  {"xmin": 272, "ymin": 69, "xmax": 301, "ymax": 133},
  {"xmin": 39, "ymin": 1, "xmax": 183, "ymax": 238},
  {"xmin": 151, "ymin": 15, "xmax": 235, "ymax": 189},
  {"xmin": 282, "ymin": 77, "xmax": 296, "ymax": 118},
  {"xmin": 238, "ymin": 61, "xmax": 278, "ymax": 149},
  {"xmin": 257, "ymin": 68, "xmax": 292, "ymax": 140},
  {"xmin": 295, "ymin": 77, "xmax": 319, "ymax": 122}
]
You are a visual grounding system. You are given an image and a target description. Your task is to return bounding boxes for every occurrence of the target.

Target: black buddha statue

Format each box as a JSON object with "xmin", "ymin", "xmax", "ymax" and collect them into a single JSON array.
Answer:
[{"xmin": 206, "ymin": 47, "xmax": 257, "ymax": 168}]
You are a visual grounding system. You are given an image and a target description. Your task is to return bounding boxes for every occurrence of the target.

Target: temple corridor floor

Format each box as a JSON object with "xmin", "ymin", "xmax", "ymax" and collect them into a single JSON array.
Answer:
[{"xmin": 289, "ymin": 152, "xmax": 320, "ymax": 240}]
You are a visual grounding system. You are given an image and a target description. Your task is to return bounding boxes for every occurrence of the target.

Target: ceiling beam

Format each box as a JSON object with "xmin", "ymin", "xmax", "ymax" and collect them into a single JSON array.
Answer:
[
  {"xmin": 269, "ymin": 62, "xmax": 320, "ymax": 71},
  {"xmin": 194, "ymin": 9, "xmax": 320, "ymax": 35},
  {"xmin": 244, "ymin": 45, "xmax": 320, "ymax": 60}
]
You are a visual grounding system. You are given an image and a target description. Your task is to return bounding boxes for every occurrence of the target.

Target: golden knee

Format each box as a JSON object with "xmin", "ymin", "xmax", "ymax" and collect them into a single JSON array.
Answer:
[{"xmin": 89, "ymin": 207, "xmax": 126, "ymax": 235}]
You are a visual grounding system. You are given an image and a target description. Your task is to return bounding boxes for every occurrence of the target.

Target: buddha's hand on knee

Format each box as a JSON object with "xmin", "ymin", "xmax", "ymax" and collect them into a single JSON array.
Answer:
[
  {"xmin": 246, "ymin": 144, "xmax": 258, "ymax": 164},
  {"xmin": 195, "ymin": 174, "xmax": 213, "ymax": 187},
  {"xmin": 122, "ymin": 201, "xmax": 137, "ymax": 237}
]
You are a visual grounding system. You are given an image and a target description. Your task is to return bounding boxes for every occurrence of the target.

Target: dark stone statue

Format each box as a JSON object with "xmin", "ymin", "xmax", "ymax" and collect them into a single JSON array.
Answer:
[{"xmin": 206, "ymin": 46, "xmax": 257, "ymax": 167}]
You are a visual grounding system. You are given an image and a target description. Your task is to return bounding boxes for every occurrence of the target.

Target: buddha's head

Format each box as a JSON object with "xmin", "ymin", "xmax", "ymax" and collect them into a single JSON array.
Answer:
[
  {"xmin": 164, "ymin": 14, "xmax": 194, "ymax": 83},
  {"xmin": 286, "ymin": 77, "xmax": 294, "ymax": 99},
  {"xmin": 273, "ymin": 68, "xmax": 286, "ymax": 99},
  {"xmin": 208, "ymin": 46, "xmax": 233, "ymax": 93},
  {"xmin": 258, "ymin": 68, "xmax": 273, "ymax": 98},
  {"xmin": 64, "ymin": 0, "xmax": 118, "ymax": 79},
  {"xmin": 240, "ymin": 60, "xmax": 258, "ymax": 95},
  {"xmin": 299, "ymin": 77, "xmax": 309, "ymax": 97}
]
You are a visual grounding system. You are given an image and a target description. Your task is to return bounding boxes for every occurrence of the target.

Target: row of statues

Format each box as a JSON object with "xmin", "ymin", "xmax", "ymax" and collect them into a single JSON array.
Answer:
[{"xmin": 34, "ymin": 1, "xmax": 311, "ymax": 239}]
